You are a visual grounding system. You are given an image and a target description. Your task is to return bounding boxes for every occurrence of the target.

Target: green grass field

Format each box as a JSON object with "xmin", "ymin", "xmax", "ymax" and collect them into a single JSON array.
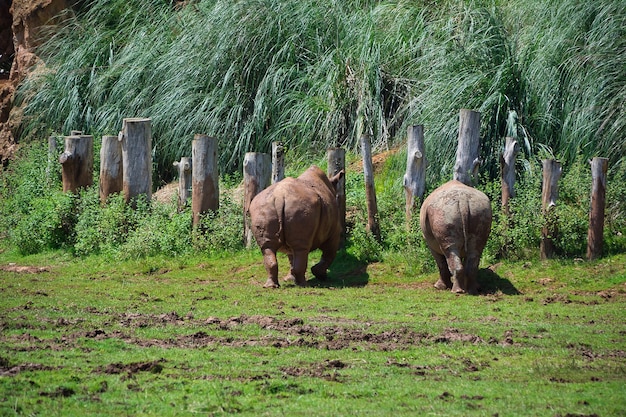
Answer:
[{"xmin": 1, "ymin": 246, "xmax": 624, "ymax": 416}]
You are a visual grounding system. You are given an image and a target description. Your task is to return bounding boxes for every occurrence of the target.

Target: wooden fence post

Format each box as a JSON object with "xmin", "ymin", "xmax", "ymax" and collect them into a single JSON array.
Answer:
[
  {"xmin": 403, "ymin": 124, "xmax": 426, "ymax": 226},
  {"xmin": 120, "ymin": 117, "xmax": 152, "ymax": 205},
  {"xmin": 360, "ymin": 134, "xmax": 380, "ymax": 241},
  {"xmin": 501, "ymin": 136, "xmax": 519, "ymax": 216},
  {"xmin": 243, "ymin": 152, "xmax": 271, "ymax": 247},
  {"xmin": 99, "ymin": 135, "xmax": 123, "ymax": 204},
  {"xmin": 192, "ymin": 135, "xmax": 219, "ymax": 228},
  {"xmin": 173, "ymin": 156, "xmax": 192, "ymax": 210},
  {"xmin": 271, "ymin": 141, "xmax": 285, "ymax": 184},
  {"xmin": 327, "ymin": 147, "xmax": 346, "ymax": 244},
  {"xmin": 587, "ymin": 157, "xmax": 608, "ymax": 261},
  {"xmin": 59, "ymin": 134, "xmax": 93, "ymax": 193},
  {"xmin": 453, "ymin": 109, "xmax": 481, "ymax": 186},
  {"xmin": 540, "ymin": 159, "xmax": 562, "ymax": 260}
]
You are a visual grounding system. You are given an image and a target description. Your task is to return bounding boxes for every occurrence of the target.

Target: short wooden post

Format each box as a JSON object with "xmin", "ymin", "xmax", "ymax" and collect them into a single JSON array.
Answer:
[
  {"xmin": 327, "ymin": 147, "xmax": 346, "ymax": 243},
  {"xmin": 192, "ymin": 135, "xmax": 219, "ymax": 227},
  {"xmin": 540, "ymin": 159, "xmax": 562, "ymax": 260},
  {"xmin": 120, "ymin": 117, "xmax": 152, "ymax": 205},
  {"xmin": 59, "ymin": 134, "xmax": 93, "ymax": 193},
  {"xmin": 243, "ymin": 152, "xmax": 271, "ymax": 247},
  {"xmin": 173, "ymin": 156, "xmax": 192, "ymax": 210},
  {"xmin": 403, "ymin": 124, "xmax": 426, "ymax": 225},
  {"xmin": 99, "ymin": 135, "xmax": 123, "ymax": 204},
  {"xmin": 271, "ymin": 141, "xmax": 285, "ymax": 184},
  {"xmin": 360, "ymin": 134, "xmax": 380, "ymax": 241},
  {"xmin": 501, "ymin": 136, "xmax": 519, "ymax": 216},
  {"xmin": 453, "ymin": 109, "xmax": 481, "ymax": 186},
  {"xmin": 587, "ymin": 157, "xmax": 608, "ymax": 261}
]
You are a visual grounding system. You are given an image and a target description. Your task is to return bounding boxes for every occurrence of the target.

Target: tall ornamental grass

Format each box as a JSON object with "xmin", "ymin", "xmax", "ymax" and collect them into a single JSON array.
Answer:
[{"xmin": 14, "ymin": 0, "xmax": 624, "ymax": 183}]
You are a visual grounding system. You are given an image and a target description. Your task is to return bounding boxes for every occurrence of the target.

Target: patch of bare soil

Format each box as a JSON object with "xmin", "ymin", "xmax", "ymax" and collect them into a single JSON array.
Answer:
[
  {"xmin": 0, "ymin": 263, "xmax": 49, "ymax": 273},
  {"xmin": 93, "ymin": 359, "xmax": 165, "ymax": 380},
  {"xmin": 281, "ymin": 359, "xmax": 348, "ymax": 381}
]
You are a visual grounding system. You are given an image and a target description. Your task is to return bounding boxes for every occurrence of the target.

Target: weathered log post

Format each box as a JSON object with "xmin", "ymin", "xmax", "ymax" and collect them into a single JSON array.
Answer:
[
  {"xmin": 173, "ymin": 157, "xmax": 192, "ymax": 210},
  {"xmin": 192, "ymin": 135, "xmax": 219, "ymax": 228},
  {"xmin": 360, "ymin": 134, "xmax": 380, "ymax": 241},
  {"xmin": 501, "ymin": 136, "xmax": 520, "ymax": 216},
  {"xmin": 243, "ymin": 152, "xmax": 271, "ymax": 248},
  {"xmin": 540, "ymin": 159, "xmax": 562, "ymax": 260},
  {"xmin": 587, "ymin": 157, "xmax": 609, "ymax": 261},
  {"xmin": 120, "ymin": 117, "xmax": 152, "ymax": 206},
  {"xmin": 99, "ymin": 135, "xmax": 123, "ymax": 204},
  {"xmin": 453, "ymin": 109, "xmax": 481, "ymax": 186},
  {"xmin": 327, "ymin": 147, "xmax": 346, "ymax": 244},
  {"xmin": 403, "ymin": 124, "xmax": 426, "ymax": 226},
  {"xmin": 59, "ymin": 134, "xmax": 93, "ymax": 193},
  {"xmin": 271, "ymin": 141, "xmax": 285, "ymax": 184}
]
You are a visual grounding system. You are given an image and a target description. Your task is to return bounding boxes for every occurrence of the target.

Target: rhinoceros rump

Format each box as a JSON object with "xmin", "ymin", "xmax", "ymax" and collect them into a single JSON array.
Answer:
[
  {"xmin": 249, "ymin": 166, "xmax": 344, "ymax": 288},
  {"xmin": 420, "ymin": 180, "xmax": 492, "ymax": 294}
]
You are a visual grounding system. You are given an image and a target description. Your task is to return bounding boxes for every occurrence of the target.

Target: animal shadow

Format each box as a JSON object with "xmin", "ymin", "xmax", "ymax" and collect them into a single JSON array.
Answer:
[
  {"xmin": 308, "ymin": 250, "xmax": 369, "ymax": 288},
  {"xmin": 478, "ymin": 267, "xmax": 521, "ymax": 295}
]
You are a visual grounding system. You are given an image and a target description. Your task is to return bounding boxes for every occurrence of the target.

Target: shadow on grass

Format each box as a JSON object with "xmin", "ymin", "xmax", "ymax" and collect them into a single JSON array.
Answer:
[
  {"xmin": 308, "ymin": 250, "xmax": 369, "ymax": 288},
  {"xmin": 478, "ymin": 267, "xmax": 521, "ymax": 295}
]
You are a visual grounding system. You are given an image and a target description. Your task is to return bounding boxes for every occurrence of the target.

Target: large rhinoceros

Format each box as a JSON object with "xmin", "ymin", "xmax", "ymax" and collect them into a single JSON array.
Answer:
[
  {"xmin": 420, "ymin": 180, "xmax": 492, "ymax": 294},
  {"xmin": 249, "ymin": 166, "xmax": 344, "ymax": 288}
]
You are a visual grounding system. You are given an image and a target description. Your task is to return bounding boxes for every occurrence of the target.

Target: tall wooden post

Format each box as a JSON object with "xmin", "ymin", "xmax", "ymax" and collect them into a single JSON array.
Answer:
[
  {"xmin": 59, "ymin": 134, "xmax": 93, "ymax": 193},
  {"xmin": 403, "ymin": 125, "xmax": 426, "ymax": 225},
  {"xmin": 243, "ymin": 152, "xmax": 271, "ymax": 247},
  {"xmin": 327, "ymin": 147, "xmax": 346, "ymax": 243},
  {"xmin": 453, "ymin": 109, "xmax": 481, "ymax": 186},
  {"xmin": 360, "ymin": 135, "xmax": 380, "ymax": 241},
  {"xmin": 587, "ymin": 157, "xmax": 608, "ymax": 261},
  {"xmin": 540, "ymin": 159, "xmax": 562, "ymax": 260},
  {"xmin": 120, "ymin": 117, "xmax": 152, "ymax": 205},
  {"xmin": 99, "ymin": 135, "xmax": 123, "ymax": 204},
  {"xmin": 271, "ymin": 141, "xmax": 285, "ymax": 184},
  {"xmin": 192, "ymin": 135, "xmax": 219, "ymax": 227},
  {"xmin": 173, "ymin": 156, "xmax": 192, "ymax": 210},
  {"xmin": 500, "ymin": 136, "xmax": 519, "ymax": 216}
]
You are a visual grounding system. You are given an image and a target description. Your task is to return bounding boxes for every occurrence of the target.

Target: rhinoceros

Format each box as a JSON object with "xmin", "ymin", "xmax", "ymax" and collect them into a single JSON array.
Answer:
[
  {"xmin": 420, "ymin": 180, "xmax": 492, "ymax": 294},
  {"xmin": 249, "ymin": 166, "xmax": 344, "ymax": 288}
]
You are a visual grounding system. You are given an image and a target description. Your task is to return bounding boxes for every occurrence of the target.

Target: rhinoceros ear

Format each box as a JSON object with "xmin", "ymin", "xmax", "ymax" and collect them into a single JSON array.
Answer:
[{"xmin": 329, "ymin": 170, "xmax": 345, "ymax": 189}]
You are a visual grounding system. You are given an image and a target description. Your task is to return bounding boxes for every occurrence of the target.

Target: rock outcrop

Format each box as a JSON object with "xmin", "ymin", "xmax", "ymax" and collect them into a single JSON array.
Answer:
[{"xmin": 0, "ymin": 0, "xmax": 70, "ymax": 166}]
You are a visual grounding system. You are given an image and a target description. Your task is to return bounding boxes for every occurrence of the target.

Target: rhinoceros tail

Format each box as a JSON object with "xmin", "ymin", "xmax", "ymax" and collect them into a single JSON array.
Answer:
[
  {"xmin": 274, "ymin": 194, "xmax": 286, "ymax": 243},
  {"xmin": 459, "ymin": 197, "xmax": 469, "ymax": 255}
]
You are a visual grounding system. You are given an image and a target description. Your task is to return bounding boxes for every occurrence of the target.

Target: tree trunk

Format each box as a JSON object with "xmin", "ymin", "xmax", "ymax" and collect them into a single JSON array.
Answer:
[
  {"xmin": 192, "ymin": 135, "xmax": 219, "ymax": 228},
  {"xmin": 540, "ymin": 159, "xmax": 562, "ymax": 260},
  {"xmin": 243, "ymin": 152, "xmax": 271, "ymax": 248},
  {"xmin": 59, "ymin": 134, "xmax": 93, "ymax": 193},
  {"xmin": 453, "ymin": 109, "xmax": 481, "ymax": 186},
  {"xmin": 120, "ymin": 117, "xmax": 152, "ymax": 205},
  {"xmin": 173, "ymin": 156, "xmax": 192, "ymax": 211},
  {"xmin": 99, "ymin": 135, "xmax": 123, "ymax": 204},
  {"xmin": 271, "ymin": 141, "xmax": 285, "ymax": 184},
  {"xmin": 587, "ymin": 157, "xmax": 608, "ymax": 261},
  {"xmin": 403, "ymin": 124, "xmax": 426, "ymax": 226},
  {"xmin": 327, "ymin": 147, "xmax": 346, "ymax": 244},
  {"xmin": 500, "ymin": 136, "xmax": 519, "ymax": 216},
  {"xmin": 360, "ymin": 135, "xmax": 380, "ymax": 241}
]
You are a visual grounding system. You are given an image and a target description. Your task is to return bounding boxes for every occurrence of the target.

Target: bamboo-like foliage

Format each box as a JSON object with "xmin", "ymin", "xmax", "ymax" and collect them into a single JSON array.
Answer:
[{"xmin": 15, "ymin": 0, "xmax": 625, "ymax": 181}]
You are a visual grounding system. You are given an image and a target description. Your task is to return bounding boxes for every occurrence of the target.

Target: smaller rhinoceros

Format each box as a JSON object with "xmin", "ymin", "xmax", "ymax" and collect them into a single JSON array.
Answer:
[
  {"xmin": 420, "ymin": 180, "xmax": 492, "ymax": 294},
  {"xmin": 249, "ymin": 166, "xmax": 344, "ymax": 288}
]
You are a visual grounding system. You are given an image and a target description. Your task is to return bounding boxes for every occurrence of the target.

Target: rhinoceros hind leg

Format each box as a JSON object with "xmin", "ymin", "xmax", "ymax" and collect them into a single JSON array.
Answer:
[
  {"xmin": 463, "ymin": 254, "xmax": 481, "ymax": 295},
  {"xmin": 262, "ymin": 248, "xmax": 280, "ymax": 288},
  {"xmin": 444, "ymin": 249, "xmax": 467, "ymax": 294},
  {"xmin": 289, "ymin": 250, "xmax": 309, "ymax": 287},
  {"xmin": 431, "ymin": 249, "xmax": 452, "ymax": 290}
]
